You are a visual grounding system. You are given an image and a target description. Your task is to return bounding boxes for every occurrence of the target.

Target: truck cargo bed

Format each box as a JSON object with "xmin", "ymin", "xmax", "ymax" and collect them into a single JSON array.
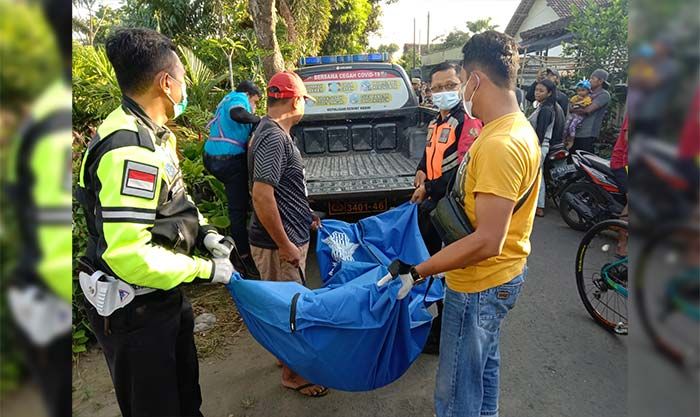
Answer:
[{"xmin": 305, "ymin": 152, "xmax": 417, "ymax": 197}]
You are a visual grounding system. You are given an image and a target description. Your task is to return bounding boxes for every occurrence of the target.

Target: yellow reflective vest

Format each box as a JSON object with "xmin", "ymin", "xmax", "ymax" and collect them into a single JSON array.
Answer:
[
  {"xmin": 76, "ymin": 99, "xmax": 214, "ymax": 289},
  {"xmin": 6, "ymin": 80, "xmax": 72, "ymax": 301}
]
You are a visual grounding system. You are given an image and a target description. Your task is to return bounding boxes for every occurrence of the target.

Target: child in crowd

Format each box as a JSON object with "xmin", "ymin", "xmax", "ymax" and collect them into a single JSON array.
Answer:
[{"xmin": 564, "ymin": 79, "xmax": 593, "ymax": 147}]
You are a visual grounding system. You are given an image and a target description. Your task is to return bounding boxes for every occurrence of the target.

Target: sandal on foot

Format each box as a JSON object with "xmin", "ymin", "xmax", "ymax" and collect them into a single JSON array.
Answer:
[{"xmin": 285, "ymin": 383, "xmax": 329, "ymax": 398}]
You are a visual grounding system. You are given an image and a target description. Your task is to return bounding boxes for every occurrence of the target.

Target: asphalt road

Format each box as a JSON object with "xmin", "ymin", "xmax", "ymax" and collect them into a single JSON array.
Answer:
[{"xmin": 65, "ymin": 206, "xmax": 628, "ymax": 417}]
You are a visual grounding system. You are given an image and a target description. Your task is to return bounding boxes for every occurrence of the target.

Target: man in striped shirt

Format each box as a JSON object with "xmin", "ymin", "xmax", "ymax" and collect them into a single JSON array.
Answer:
[{"xmin": 248, "ymin": 72, "xmax": 326, "ymax": 397}]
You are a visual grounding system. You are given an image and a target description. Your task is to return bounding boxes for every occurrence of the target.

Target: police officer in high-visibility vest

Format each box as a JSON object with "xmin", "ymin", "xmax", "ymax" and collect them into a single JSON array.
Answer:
[
  {"xmin": 5, "ymin": 3, "xmax": 72, "ymax": 416},
  {"xmin": 6, "ymin": 79, "xmax": 72, "ymax": 417},
  {"xmin": 75, "ymin": 28, "xmax": 235, "ymax": 417},
  {"xmin": 411, "ymin": 61, "xmax": 483, "ymax": 354}
]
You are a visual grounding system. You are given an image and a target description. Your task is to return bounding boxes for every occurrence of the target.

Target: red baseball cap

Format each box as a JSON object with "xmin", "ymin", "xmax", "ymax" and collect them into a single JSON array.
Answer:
[{"xmin": 267, "ymin": 71, "xmax": 316, "ymax": 102}]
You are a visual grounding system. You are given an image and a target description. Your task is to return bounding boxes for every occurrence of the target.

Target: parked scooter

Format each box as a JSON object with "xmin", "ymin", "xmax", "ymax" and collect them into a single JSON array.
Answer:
[
  {"xmin": 543, "ymin": 143, "xmax": 579, "ymax": 208},
  {"xmin": 558, "ymin": 150, "xmax": 627, "ymax": 231},
  {"xmin": 629, "ymin": 139, "xmax": 698, "ymax": 227}
]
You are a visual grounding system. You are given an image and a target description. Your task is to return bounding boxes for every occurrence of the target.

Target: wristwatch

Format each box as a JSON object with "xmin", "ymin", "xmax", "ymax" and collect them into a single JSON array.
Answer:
[{"xmin": 410, "ymin": 266, "xmax": 426, "ymax": 285}]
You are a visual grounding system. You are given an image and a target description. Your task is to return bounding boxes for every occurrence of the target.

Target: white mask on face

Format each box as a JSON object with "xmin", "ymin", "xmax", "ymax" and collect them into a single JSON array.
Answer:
[
  {"xmin": 432, "ymin": 91, "xmax": 461, "ymax": 111},
  {"xmin": 461, "ymin": 73, "xmax": 480, "ymax": 119}
]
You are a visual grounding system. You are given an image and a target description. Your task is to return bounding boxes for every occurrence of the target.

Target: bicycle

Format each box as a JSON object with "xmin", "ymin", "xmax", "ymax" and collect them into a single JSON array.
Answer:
[
  {"xmin": 635, "ymin": 222, "xmax": 700, "ymax": 368},
  {"xmin": 575, "ymin": 219, "xmax": 628, "ymax": 334}
]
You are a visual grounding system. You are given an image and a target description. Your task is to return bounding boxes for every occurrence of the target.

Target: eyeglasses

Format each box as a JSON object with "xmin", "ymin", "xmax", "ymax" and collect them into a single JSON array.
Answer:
[{"xmin": 430, "ymin": 82, "xmax": 460, "ymax": 93}]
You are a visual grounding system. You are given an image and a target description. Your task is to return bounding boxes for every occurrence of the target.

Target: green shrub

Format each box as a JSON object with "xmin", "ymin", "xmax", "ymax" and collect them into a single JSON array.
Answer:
[
  {"xmin": 72, "ymin": 44, "xmax": 121, "ymax": 131},
  {"xmin": 0, "ymin": 1, "xmax": 61, "ymax": 109}
]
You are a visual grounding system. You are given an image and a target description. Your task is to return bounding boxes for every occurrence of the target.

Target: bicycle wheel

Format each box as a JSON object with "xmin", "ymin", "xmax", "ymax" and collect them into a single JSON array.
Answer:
[
  {"xmin": 635, "ymin": 223, "xmax": 700, "ymax": 367},
  {"xmin": 575, "ymin": 219, "xmax": 628, "ymax": 333}
]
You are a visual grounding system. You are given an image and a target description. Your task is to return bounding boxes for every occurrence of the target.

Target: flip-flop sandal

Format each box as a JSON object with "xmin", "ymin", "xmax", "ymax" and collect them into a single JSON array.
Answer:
[{"xmin": 285, "ymin": 383, "xmax": 329, "ymax": 398}]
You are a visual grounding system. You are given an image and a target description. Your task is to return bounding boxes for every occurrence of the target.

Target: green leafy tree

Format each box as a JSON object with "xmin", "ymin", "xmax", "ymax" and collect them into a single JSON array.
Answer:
[
  {"xmin": 398, "ymin": 49, "xmax": 421, "ymax": 72},
  {"xmin": 377, "ymin": 43, "xmax": 400, "ymax": 54},
  {"xmin": 117, "ymin": 0, "xmax": 227, "ymax": 43},
  {"xmin": 431, "ymin": 30, "xmax": 470, "ymax": 53},
  {"xmin": 319, "ymin": 0, "xmax": 374, "ymax": 55},
  {"xmin": 289, "ymin": 0, "xmax": 331, "ymax": 56},
  {"xmin": 430, "ymin": 18, "xmax": 498, "ymax": 53},
  {"xmin": 466, "ymin": 17, "xmax": 498, "ymax": 35},
  {"xmin": 368, "ymin": 43, "xmax": 400, "ymax": 60},
  {"xmin": 563, "ymin": 0, "xmax": 629, "ymax": 84},
  {"xmin": 72, "ymin": 1, "xmax": 123, "ymax": 46}
]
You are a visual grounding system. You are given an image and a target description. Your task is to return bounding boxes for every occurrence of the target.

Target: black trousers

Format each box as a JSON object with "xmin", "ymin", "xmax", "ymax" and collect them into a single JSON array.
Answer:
[
  {"xmin": 203, "ymin": 152, "xmax": 252, "ymax": 256},
  {"xmin": 418, "ymin": 200, "xmax": 444, "ymax": 353},
  {"xmin": 571, "ymin": 136, "xmax": 596, "ymax": 153},
  {"xmin": 85, "ymin": 289, "xmax": 203, "ymax": 417},
  {"xmin": 17, "ymin": 330, "xmax": 72, "ymax": 417}
]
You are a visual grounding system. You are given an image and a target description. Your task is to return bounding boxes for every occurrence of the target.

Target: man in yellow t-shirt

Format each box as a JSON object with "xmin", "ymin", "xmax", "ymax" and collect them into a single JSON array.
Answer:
[{"xmin": 411, "ymin": 32, "xmax": 540, "ymax": 417}]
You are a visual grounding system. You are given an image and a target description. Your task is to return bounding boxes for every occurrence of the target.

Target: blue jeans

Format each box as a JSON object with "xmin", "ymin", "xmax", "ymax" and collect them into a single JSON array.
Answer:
[{"xmin": 435, "ymin": 268, "xmax": 527, "ymax": 417}]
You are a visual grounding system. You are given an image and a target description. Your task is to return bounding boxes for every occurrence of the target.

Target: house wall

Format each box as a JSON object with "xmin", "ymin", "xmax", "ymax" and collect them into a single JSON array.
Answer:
[
  {"xmin": 548, "ymin": 45, "xmax": 563, "ymax": 57},
  {"xmin": 514, "ymin": 0, "xmax": 559, "ymax": 42}
]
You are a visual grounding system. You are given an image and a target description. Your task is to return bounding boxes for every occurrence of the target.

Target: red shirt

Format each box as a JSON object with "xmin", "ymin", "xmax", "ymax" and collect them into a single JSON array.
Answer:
[
  {"xmin": 610, "ymin": 115, "xmax": 628, "ymax": 169},
  {"xmin": 457, "ymin": 118, "xmax": 484, "ymax": 163},
  {"xmin": 678, "ymin": 89, "xmax": 700, "ymax": 160}
]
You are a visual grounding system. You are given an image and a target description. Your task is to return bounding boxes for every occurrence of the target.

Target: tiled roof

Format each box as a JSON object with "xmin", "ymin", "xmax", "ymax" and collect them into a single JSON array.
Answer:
[
  {"xmin": 505, "ymin": 0, "xmax": 536, "ymax": 36},
  {"xmin": 520, "ymin": 17, "xmax": 571, "ymax": 40},
  {"xmin": 548, "ymin": 0, "xmax": 609, "ymax": 18},
  {"xmin": 506, "ymin": 0, "xmax": 610, "ymax": 36}
]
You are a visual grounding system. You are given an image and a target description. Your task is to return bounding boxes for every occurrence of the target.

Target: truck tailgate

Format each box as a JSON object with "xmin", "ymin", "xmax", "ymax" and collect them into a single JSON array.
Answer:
[{"xmin": 305, "ymin": 152, "xmax": 416, "ymax": 197}]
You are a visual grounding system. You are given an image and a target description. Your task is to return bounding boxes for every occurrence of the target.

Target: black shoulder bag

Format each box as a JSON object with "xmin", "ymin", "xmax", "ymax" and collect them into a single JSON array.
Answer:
[{"xmin": 429, "ymin": 156, "xmax": 539, "ymax": 246}]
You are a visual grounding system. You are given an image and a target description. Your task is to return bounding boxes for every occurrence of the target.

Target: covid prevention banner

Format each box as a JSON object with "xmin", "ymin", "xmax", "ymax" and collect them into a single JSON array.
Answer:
[{"xmin": 301, "ymin": 69, "xmax": 410, "ymax": 115}]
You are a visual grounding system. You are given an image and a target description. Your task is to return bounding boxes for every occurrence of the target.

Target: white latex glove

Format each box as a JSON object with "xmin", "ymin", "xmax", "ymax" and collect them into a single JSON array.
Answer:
[
  {"xmin": 211, "ymin": 258, "xmax": 235, "ymax": 284},
  {"xmin": 377, "ymin": 261, "xmax": 414, "ymax": 300},
  {"xmin": 204, "ymin": 232, "xmax": 233, "ymax": 258},
  {"xmin": 396, "ymin": 273, "xmax": 414, "ymax": 300}
]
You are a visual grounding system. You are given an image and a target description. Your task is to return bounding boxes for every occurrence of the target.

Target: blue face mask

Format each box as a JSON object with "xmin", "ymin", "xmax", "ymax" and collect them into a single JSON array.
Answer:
[
  {"xmin": 432, "ymin": 91, "xmax": 461, "ymax": 111},
  {"xmin": 165, "ymin": 74, "xmax": 188, "ymax": 119}
]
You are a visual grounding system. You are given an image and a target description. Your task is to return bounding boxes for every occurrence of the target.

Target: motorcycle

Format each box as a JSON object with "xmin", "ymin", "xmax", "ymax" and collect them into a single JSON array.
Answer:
[
  {"xmin": 543, "ymin": 143, "xmax": 579, "ymax": 208},
  {"xmin": 629, "ymin": 138, "xmax": 697, "ymax": 227},
  {"xmin": 558, "ymin": 150, "xmax": 627, "ymax": 231}
]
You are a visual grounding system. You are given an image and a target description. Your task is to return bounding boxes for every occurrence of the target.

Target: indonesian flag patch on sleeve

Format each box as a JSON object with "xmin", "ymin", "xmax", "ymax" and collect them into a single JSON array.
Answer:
[{"xmin": 121, "ymin": 160, "xmax": 159, "ymax": 199}]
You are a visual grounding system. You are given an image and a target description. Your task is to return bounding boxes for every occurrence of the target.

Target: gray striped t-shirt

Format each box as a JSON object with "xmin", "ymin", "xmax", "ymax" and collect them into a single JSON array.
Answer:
[{"xmin": 248, "ymin": 116, "xmax": 312, "ymax": 249}]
